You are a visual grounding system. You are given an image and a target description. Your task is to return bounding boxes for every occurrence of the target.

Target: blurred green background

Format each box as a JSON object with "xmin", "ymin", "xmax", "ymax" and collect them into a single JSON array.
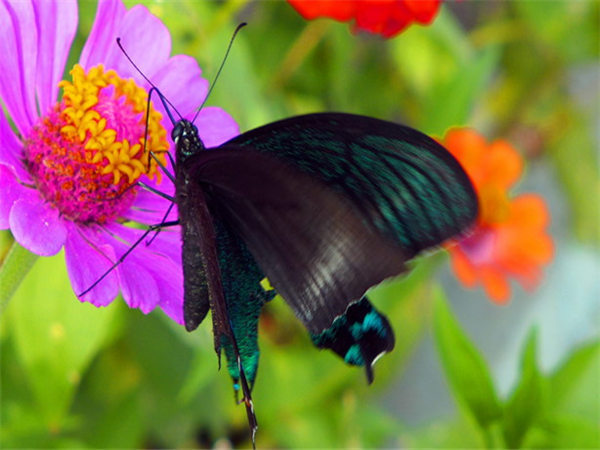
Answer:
[{"xmin": 1, "ymin": 1, "xmax": 598, "ymax": 448}]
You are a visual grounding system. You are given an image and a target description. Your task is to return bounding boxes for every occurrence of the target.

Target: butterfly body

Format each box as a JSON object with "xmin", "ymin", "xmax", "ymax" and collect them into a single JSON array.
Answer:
[{"xmin": 172, "ymin": 120, "xmax": 212, "ymax": 334}]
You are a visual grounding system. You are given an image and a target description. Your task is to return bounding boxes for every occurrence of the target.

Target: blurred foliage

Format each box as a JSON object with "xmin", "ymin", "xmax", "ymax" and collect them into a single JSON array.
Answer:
[
  {"xmin": 403, "ymin": 291, "xmax": 599, "ymax": 448},
  {"xmin": 1, "ymin": 0, "xmax": 599, "ymax": 448}
]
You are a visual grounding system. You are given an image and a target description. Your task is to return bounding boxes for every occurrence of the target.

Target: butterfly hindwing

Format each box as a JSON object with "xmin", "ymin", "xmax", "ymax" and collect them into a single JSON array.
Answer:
[{"xmin": 226, "ymin": 113, "xmax": 478, "ymax": 256}]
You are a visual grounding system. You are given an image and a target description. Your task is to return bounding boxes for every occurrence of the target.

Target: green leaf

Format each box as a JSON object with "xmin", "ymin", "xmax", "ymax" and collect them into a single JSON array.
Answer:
[
  {"xmin": 547, "ymin": 338, "xmax": 600, "ymax": 425},
  {"xmin": 549, "ymin": 340, "xmax": 600, "ymax": 410},
  {"xmin": 524, "ymin": 414, "xmax": 600, "ymax": 449},
  {"xmin": 422, "ymin": 45, "xmax": 500, "ymax": 135},
  {"xmin": 502, "ymin": 328, "xmax": 546, "ymax": 448},
  {"xmin": 392, "ymin": 8, "xmax": 472, "ymax": 99},
  {"xmin": 514, "ymin": 1, "xmax": 599, "ymax": 63},
  {"xmin": 398, "ymin": 406, "xmax": 507, "ymax": 449},
  {"xmin": 0, "ymin": 242, "xmax": 38, "ymax": 313},
  {"xmin": 433, "ymin": 288, "xmax": 502, "ymax": 429},
  {"xmin": 7, "ymin": 250, "xmax": 121, "ymax": 429},
  {"xmin": 547, "ymin": 113, "xmax": 600, "ymax": 245}
]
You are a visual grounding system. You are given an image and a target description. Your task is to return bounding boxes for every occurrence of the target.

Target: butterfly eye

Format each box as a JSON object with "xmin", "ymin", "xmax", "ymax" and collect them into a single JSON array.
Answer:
[{"xmin": 171, "ymin": 122, "xmax": 183, "ymax": 142}]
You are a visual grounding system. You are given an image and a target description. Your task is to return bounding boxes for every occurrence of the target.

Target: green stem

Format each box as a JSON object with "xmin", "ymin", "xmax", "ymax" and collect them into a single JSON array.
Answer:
[
  {"xmin": 482, "ymin": 422, "xmax": 505, "ymax": 449},
  {"xmin": 271, "ymin": 19, "xmax": 332, "ymax": 88},
  {"xmin": 0, "ymin": 241, "xmax": 38, "ymax": 313},
  {"xmin": 482, "ymin": 426, "xmax": 494, "ymax": 449}
]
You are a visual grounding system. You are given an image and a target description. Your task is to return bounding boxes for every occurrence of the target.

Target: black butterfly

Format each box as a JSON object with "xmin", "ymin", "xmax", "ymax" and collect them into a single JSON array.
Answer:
[{"xmin": 170, "ymin": 112, "xmax": 478, "ymax": 443}]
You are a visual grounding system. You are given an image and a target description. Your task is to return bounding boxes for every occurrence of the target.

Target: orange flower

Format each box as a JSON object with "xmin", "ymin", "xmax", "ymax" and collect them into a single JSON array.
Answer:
[
  {"xmin": 442, "ymin": 129, "xmax": 554, "ymax": 303},
  {"xmin": 287, "ymin": 0, "xmax": 441, "ymax": 38}
]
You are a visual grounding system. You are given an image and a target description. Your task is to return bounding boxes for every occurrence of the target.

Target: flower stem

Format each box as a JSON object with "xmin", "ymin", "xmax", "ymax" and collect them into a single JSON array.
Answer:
[
  {"xmin": 271, "ymin": 19, "xmax": 332, "ymax": 88},
  {"xmin": 0, "ymin": 241, "xmax": 38, "ymax": 313}
]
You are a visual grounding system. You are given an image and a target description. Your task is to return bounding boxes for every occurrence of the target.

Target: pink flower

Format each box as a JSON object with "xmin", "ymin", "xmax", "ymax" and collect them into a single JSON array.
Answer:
[{"xmin": 0, "ymin": 0, "xmax": 239, "ymax": 323}]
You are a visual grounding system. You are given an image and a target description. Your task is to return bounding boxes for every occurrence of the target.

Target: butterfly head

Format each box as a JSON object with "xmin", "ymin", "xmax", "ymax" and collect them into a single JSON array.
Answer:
[{"xmin": 172, "ymin": 119, "xmax": 205, "ymax": 161}]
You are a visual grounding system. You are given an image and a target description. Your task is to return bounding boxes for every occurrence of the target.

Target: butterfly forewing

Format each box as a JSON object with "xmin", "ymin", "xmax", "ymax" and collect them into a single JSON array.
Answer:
[{"xmin": 226, "ymin": 113, "xmax": 478, "ymax": 256}]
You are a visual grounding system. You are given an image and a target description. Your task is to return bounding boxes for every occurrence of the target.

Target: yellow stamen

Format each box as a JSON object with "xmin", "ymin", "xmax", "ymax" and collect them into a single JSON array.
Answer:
[{"xmin": 58, "ymin": 64, "xmax": 168, "ymax": 187}]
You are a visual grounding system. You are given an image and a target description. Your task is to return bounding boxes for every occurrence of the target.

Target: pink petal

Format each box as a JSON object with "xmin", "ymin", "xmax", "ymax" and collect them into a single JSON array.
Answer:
[
  {"xmin": 118, "ymin": 249, "xmax": 160, "ymax": 313},
  {"xmin": 0, "ymin": 0, "xmax": 39, "ymax": 133},
  {"xmin": 137, "ymin": 235, "xmax": 184, "ymax": 323},
  {"xmin": 81, "ymin": 2, "xmax": 171, "ymax": 84},
  {"xmin": 125, "ymin": 250, "xmax": 184, "ymax": 323},
  {"xmin": 0, "ymin": 164, "xmax": 30, "ymax": 229},
  {"xmin": 33, "ymin": 0, "xmax": 78, "ymax": 116},
  {"xmin": 195, "ymin": 106, "xmax": 240, "ymax": 147},
  {"xmin": 125, "ymin": 198, "xmax": 178, "ymax": 225},
  {"xmin": 136, "ymin": 169, "xmax": 176, "ymax": 202},
  {"xmin": 0, "ymin": 111, "xmax": 30, "ymax": 182},
  {"xmin": 105, "ymin": 223, "xmax": 182, "ymax": 318},
  {"xmin": 79, "ymin": 0, "xmax": 126, "ymax": 69},
  {"xmin": 154, "ymin": 264, "xmax": 184, "ymax": 324},
  {"xmin": 137, "ymin": 223, "xmax": 184, "ymax": 324},
  {"xmin": 139, "ymin": 224, "xmax": 182, "ymax": 272},
  {"xmin": 64, "ymin": 222, "xmax": 119, "ymax": 306},
  {"xmin": 112, "ymin": 4, "xmax": 171, "ymax": 79},
  {"xmin": 9, "ymin": 195, "xmax": 67, "ymax": 256},
  {"xmin": 150, "ymin": 55, "xmax": 208, "ymax": 123},
  {"xmin": 125, "ymin": 181, "xmax": 177, "ymax": 224}
]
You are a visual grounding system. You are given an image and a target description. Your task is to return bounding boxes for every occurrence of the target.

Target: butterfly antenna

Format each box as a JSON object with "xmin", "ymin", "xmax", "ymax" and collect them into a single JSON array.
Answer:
[
  {"xmin": 116, "ymin": 37, "xmax": 182, "ymax": 124},
  {"xmin": 191, "ymin": 22, "xmax": 247, "ymax": 124},
  {"xmin": 117, "ymin": 38, "xmax": 180, "ymax": 180}
]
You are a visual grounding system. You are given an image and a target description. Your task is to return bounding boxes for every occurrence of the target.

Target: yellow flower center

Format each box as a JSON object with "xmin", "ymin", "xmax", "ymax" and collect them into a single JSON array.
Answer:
[{"xmin": 58, "ymin": 64, "xmax": 168, "ymax": 184}]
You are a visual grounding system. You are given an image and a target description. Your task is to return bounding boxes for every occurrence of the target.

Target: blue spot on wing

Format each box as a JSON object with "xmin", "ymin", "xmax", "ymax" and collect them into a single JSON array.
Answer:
[{"xmin": 310, "ymin": 297, "xmax": 394, "ymax": 382}]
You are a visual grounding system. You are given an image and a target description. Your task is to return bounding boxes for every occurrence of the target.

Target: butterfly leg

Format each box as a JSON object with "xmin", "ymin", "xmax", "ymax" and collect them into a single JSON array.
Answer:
[
  {"xmin": 137, "ymin": 181, "xmax": 175, "ymax": 202},
  {"xmin": 141, "ymin": 86, "xmax": 177, "ymax": 184},
  {"xmin": 235, "ymin": 352, "xmax": 258, "ymax": 448},
  {"xmin": 145, "ymin": 201, "xmax": 177, "ymax": 247},
  {"xmin": 78, "ymin": 219, "xmax": 180, "ymax": 297}
]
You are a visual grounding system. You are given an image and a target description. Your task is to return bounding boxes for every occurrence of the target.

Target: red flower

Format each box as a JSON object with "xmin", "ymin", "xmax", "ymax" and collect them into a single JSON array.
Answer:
[
  {"xmin": 287, "ymin": 0, "xmax": 441, "ymax": 38},
  {"xmin": 442, "ymin": 129, "xmax": 554, "ymax": 303}
]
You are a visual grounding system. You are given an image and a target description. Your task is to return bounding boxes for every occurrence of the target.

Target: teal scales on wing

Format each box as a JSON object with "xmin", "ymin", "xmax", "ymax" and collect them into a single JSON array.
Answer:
[{"xmin": 213, "ymin": 217, "xmax": 274, "ymax": 390}]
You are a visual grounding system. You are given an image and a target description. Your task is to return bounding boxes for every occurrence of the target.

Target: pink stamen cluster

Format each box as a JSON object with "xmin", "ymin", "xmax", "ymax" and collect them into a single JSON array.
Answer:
[{"xmin": 24, "ymin": 107, "xmax": 137, "ymax": 224}]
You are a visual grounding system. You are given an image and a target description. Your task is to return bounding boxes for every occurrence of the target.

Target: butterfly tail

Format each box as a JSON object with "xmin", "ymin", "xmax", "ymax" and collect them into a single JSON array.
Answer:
[{"xmin": 310, "ymin": 296, "xmax": 395, "ymax": 384}]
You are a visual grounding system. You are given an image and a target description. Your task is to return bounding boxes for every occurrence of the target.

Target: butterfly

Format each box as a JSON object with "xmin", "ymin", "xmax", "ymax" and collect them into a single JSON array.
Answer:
[{"xmin": 170, "ymin": 112, "xmax": 478, "ymax": 443}]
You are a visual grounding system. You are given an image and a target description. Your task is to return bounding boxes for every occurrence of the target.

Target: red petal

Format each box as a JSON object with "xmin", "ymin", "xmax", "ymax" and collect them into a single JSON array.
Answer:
[
  {"xmin": 287, "ymin": 0, "xmax": 356, "ymax": 21},
  {"xmin": 449, "ymin": 247, "xmax": 478, "ymax": 288},
  {"xmin": 480, "ymin": 267, "xmax": 511, "ymax": 304},
  {"xmin": 403, "ymin": 0, "xmax": 441, "ymax": 23},
  {"xmin": 287, "ymin": 0, "xmax": 441, "ymax": 38}
]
